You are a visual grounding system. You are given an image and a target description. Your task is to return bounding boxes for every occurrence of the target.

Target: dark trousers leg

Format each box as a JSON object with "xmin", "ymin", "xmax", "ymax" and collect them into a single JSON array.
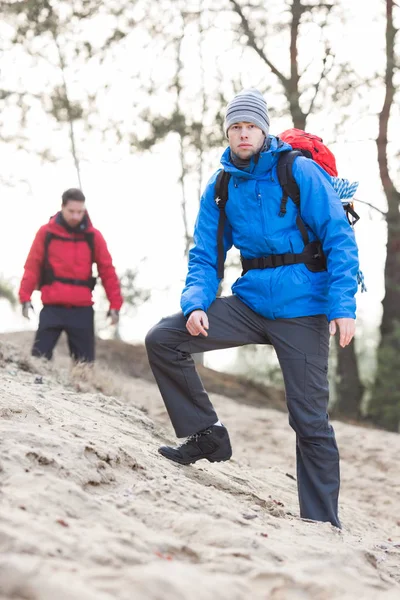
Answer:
[
  {"xmin": 145, "ymin": 296, "xmax": 267, "ymax": 438},
  {"xmin": 265, "ymin": 316, "xmax": 340, "ymax": 528},
  {"xmin": 32, "ymin": 306, "xmax": 63, "ymax": 360},
  {"xmin": 65, "ymin": 307, "xmax": 95, "ymax": 363}
]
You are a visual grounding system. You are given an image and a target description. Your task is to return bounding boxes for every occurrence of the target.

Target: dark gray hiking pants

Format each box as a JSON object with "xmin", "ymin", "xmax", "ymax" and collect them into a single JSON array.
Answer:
[{"xmin": 145, "ymin": 295, "xmax": 340, "ymax": 528}]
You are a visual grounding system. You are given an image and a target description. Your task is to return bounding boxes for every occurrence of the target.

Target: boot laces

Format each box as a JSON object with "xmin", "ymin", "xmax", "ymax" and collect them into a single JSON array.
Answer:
[{"xmin": 179, "ymin": 428, "xmax": 212, "ymax": 448}]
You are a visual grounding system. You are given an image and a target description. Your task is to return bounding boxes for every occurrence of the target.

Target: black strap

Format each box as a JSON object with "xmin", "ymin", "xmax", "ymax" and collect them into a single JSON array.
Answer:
[
  {"xmin": 215, "ymin": 170, "xmax": 231, "ymax": 279},
  {"xmin": 277, "ymin": 150, "xmax": 312, "ymax": 243},
  {"xmin": 344, "ymin": 204, "xmax": 360, "ymax": 226},
  {"xmin": 277, "ymin": 150, "xmax": 303, "ymax": 207},
  {"xmin": 45, "ymin": 275, "xmax": 96, "ymax": 289},
  {"xmin": 296, "ymin": 215, "xmax": 310, "ymax": 245},
  {"xmin": 241, "ymin": 241, "xmax": 326, "ymax": 274},
  {"xmin": 40, "ymin": 231, "xmax": 96, "ymax": 289}
]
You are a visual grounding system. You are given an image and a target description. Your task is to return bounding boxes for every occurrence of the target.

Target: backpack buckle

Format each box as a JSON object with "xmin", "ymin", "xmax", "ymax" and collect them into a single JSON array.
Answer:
[{"xmin": 215, "ymin": 196, "xmax": 226, "ymax": 208}]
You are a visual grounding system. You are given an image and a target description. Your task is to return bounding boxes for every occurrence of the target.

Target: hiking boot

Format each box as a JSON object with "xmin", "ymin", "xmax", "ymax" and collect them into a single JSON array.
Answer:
[{"xmin": 158, "ymin": 425, "xmax": 232, "ymax": 465}]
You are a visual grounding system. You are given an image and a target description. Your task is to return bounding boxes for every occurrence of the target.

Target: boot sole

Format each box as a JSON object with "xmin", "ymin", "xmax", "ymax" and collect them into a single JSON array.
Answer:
[{"xmin": 158, "ymin": 448, "xmax": 232, "ymax": 465}]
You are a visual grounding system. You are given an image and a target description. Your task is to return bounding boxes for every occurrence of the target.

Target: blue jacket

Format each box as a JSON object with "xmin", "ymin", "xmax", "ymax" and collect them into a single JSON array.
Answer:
[{"xmin": 181, "ymin": 136, "xmax": 359, "ymax": 322}]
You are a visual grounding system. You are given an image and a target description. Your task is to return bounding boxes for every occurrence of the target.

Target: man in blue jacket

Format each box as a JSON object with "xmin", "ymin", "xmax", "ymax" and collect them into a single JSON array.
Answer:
[{"xmin": 146, "ymin": 89, "xmax": 359, "ymax": 528}]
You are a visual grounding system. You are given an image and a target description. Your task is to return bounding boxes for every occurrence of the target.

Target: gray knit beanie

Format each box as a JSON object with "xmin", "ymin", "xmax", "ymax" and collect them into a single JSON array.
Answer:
[{"xmin": 224, "ymin": 89, "xmax": 270, "ymax": 137}]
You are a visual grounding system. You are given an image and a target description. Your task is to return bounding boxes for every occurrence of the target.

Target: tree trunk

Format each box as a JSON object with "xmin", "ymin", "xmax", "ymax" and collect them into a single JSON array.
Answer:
[
  {"xmin": 376, "ymin": 0, "xmax": 400, "ymax": 340},
  {"xmin": 369, "ymin": 0, "xmax": 400, "ymax": 430},
  {"xmin": 288, "ymin": 0, "xmax": 306, "ymax": 130},
  {"xmin": 381, "ymin": 210, "xmax": 400, "ymax": 346},
  {"xmin": 378, "ymin": 202, "xmax": 400, "ymax": 341}
]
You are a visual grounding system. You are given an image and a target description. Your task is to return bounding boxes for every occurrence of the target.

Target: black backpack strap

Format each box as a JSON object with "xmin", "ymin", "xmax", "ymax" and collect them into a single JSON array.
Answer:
[
  {"xmin": 39, "ymin": 231, "xmax": 56, "ymax": 287},
  {"xmin": 83, "ymin": 231, "xmax": 97, "ymax": 289},
  {"xmin": 43, "ymin": 232, "xmax": 53, "ymax": 269},
  {"xmin": 277, "ymin": 150, "xmax": 302, "ymax": 212},
  {"xmin": 277, "ymin": 149, "xmax": 310, "ymax": 245},
  {"xmin": 241, "ymin": 240, "xmax": 326, "ymax": 274},
  {"xmin": 343, "ymin": 203, "xmax": 360, "ymax": 226},
  {"xmin": 83, "ymin": 231, "xmax": 95, "ymax": 264},
  {"xmin": 214, "ymin": 170, "xmax": 231, "ymax": 279}
]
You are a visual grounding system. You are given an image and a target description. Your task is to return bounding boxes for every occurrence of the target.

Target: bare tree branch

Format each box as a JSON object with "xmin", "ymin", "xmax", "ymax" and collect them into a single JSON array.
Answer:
[
  {"xmin": 353, "ymin": 198, "xmax": 387, "ymax": 216},
  {"xmin": 307, "ymin": 43, "xmax": 334, "ymax": 116},
  {"xmin": 52, "ymin": 33, "xmax": 83, "ymax": 188},
  {"xmin": 302, "ymin": 1, "xmax": 334, "ymax": 118},
  {"xmin": 172, "ymin": 15, "xmax": 192, "ymax": 258},
  {"xmin": 302, "ymin": 3, "xmax": 334, "ymax": 9},
  {"xmin": 229, "ymin": 0, "xmax": 289, "ymax": 88}
]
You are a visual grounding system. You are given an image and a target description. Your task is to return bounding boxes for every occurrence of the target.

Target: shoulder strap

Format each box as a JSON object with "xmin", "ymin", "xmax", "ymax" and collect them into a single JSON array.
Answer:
[
  {"xmin": 277, "ymin": 150, "xmax": 310, "ymax": 245},
  {"xmin": 39, "ymin": 231, "xmax": 55, "ymax": 287},
  {"xmin": 215, "ymin": 170, "xmax": 231, "ymax": 280},
  {"xmin": 84, "ymin": 231, "xmax": 95, "ymax": 264},
  {"xmin": 43, "ymin": 231, "xmax": 53, "ymax": 261},
  {"xmin": 215, "ymin": 170, "xmax": 231, "ymax": 208},
  {"xmin": 277, "ymin": 150, "xmax": 302, "ymax": 209}
]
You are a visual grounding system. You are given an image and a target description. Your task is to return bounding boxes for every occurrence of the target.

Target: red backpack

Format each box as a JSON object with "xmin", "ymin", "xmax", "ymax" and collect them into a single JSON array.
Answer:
[
  {"xmin": 279, "ymin": 128, "xmax": 338, "ymax": 176},
  {"xmin": 275, "ymin": 128, "xmax": 359, "ymax": 225}
]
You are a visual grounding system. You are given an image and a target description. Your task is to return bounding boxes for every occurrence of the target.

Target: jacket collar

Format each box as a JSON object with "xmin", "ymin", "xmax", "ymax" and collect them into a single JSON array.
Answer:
[
  {"xmin": 55, "ymin": 211, "xmax": 89, "ymax": 233},
  {"xmin": 220, "ymin": 135, "xmax": 292, "ymax": 179}
]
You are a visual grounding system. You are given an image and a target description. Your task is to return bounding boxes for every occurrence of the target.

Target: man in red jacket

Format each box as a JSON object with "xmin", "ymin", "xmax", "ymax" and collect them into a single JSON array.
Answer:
[{"xmin": 19, "ymin": 188, "xmax": 123, "ymax": 362}]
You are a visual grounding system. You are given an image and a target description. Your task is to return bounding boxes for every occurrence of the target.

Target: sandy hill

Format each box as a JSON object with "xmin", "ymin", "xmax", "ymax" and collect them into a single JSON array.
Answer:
[
  {"xmin": 0, "ymin": 334, "xmax": 400, "ymax": 600},
  {"xmin": 1, "ymin": 332, "xmax": 286, "ymax": 413}
]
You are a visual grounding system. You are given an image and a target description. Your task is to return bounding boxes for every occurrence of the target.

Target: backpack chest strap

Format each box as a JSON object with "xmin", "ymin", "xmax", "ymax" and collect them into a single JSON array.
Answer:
[{"xmin": 240, "ymin": 241, "xmax": 326, "ymax": 274}]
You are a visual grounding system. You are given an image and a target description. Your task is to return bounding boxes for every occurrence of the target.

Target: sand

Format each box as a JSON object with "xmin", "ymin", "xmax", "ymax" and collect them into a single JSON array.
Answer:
[{"xmin": 0, "ymin": 337, "xmax": 399, "ymax": 599}]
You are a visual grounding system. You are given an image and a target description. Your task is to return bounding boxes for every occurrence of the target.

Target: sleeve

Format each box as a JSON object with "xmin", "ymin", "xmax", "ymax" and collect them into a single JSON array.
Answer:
[
  {"xmin": 18, "ymin": 226, "xmax": 47, "ymax": 303},
  {"xmin": 180, "ymin": 171, "xmax": 233, "ymax": 317},
  {"xmin": 292, "ymin": 157, "xmax": 359, "ymax": 321},
  {"xmin": 94, "ymin": 231, "xmax": 123, "ymax": 311}
]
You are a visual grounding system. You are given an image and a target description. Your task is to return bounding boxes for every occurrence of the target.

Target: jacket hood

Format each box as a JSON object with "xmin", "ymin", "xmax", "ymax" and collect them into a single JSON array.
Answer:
[{"xmin": 220, "ymin": 135, "xmax": 292, "ymax": 179}]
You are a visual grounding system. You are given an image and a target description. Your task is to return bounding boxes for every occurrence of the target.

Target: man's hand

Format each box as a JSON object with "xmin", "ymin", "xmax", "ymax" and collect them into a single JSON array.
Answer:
[
  {"xmin": 329, "ymin": 318, "xmax": 356, "ymax": 348},
  {"xmin": 186, "ymin": 310, "xmax": 209, "ymax": 337},
  {"xmin": 108, "ymin": 309, "xmax": 120, "ymax": 326},
  {"xmin": 22, "ymin": 302, "xmax": 32, "ymax": 320}
]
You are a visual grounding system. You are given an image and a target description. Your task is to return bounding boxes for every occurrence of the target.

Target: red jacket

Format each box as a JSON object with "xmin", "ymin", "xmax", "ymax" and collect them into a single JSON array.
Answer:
[{"xmin": 19, "ymin": 212, "xmax": 123, "ymax": 310}]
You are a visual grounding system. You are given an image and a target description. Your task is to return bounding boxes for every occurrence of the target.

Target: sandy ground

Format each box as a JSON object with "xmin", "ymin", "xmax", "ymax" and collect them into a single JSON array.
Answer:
[{"xmin": 0, "ymin": 336, "xmax": 399, "ymax": 600}]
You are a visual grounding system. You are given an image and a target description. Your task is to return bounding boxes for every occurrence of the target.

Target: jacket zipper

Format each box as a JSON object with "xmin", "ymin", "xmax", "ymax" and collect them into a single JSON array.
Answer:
[{"xmin": 256, "ymin": 182, "xmax": 267, "ymax": 238}]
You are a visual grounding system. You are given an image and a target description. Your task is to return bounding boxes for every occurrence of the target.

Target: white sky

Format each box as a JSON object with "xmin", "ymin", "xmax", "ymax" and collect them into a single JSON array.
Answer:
[{"xmin": 0, "ymin": 0, "xmax": 397, "ymax": 371}]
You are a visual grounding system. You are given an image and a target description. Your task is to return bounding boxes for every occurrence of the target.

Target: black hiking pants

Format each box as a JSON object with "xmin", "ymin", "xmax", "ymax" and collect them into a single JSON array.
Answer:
[
  {"xmin": 32, "ymin": 305, "xmax": 95, "ymax": 363},
  {"xmin": 145, "ymin": 295, "xmax": 340, "ymax": 528}
]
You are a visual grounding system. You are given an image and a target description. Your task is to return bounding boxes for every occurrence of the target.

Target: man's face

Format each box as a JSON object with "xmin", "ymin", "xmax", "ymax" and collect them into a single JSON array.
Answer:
[
  {"xmin": 227, "ymin": 122, "xmax": 265, "ymax": 159},
  {"xmin": 61, "ymin": 200, "xmax": 86, "ymax": 227}
]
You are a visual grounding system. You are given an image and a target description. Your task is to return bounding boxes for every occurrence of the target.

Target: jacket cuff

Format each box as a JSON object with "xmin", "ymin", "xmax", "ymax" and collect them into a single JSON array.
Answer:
[
  {"xmin": 109, "ymin": 302, "xmax": 123, "ymax": 311},
  {"xmin": 328, "ymin": 312, "xmax": 356, "ymax": 321},
  {"xmin": 184, "ymin": 307, "xmax": 204, "ymax": 320}
]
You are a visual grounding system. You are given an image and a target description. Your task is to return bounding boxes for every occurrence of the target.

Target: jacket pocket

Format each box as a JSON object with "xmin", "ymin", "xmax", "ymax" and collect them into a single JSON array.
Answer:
[{"xmin": 305, "ymin": 354, "xmax": 329, "ymax": 400}]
